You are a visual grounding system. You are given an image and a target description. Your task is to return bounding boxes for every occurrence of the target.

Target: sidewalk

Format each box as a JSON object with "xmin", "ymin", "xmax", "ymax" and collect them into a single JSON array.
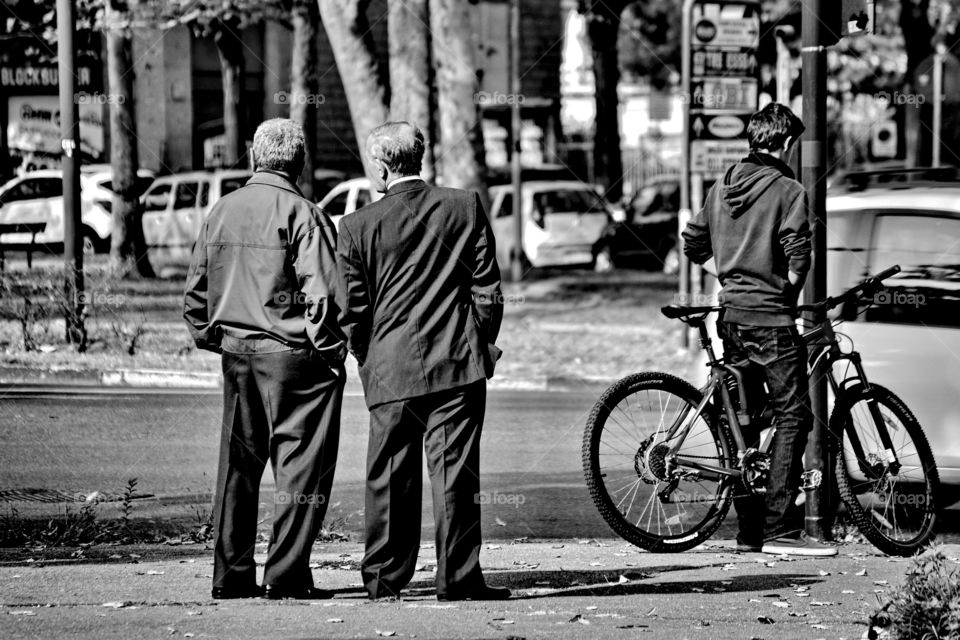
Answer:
[{"xmin": 2, "ymin": 538, "xmax": 925, "ymax": 639}]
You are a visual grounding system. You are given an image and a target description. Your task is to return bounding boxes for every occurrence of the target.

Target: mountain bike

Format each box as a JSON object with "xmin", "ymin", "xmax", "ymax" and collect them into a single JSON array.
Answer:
[{"xmin": 582, "ymin": 266, "xmax": 940, "ymax": 557}]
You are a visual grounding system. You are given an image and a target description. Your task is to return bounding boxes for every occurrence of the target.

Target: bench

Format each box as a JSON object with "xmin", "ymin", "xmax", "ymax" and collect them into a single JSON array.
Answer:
[{"xmin": 0, "ymin": 222, "xmax": 47, "ymax": 271}]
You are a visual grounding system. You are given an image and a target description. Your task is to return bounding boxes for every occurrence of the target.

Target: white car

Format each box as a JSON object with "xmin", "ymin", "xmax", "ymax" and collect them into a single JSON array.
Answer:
[
  {"xmin": 488, "ymin": 181, "xmax": 614, "ymax": 269},
  {"xmin": 0, "ymin": 168, "xmax": 154, "ymax": 254},
  {"xmin": 317, "ymin": 177, "xmax": 381, "ymax": 228},
  {"xmin": 826, "ymin": 178, "xmax": 960, "ymax": 498},
  {"xmin": 140, "ymin": 170, "xmax": 252, "ymax": 266}
]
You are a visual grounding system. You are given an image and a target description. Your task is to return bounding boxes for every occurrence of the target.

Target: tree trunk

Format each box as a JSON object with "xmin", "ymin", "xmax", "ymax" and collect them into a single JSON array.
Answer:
[
  {"xmin": 105, "ymin": 7, "xmax": 155, "ymax": 279},
  {"xmin": 429, "ymin": 0, "xmax": 488, "ymax": 208},
  {"xmin": 214, "ymin": 20, "xmax": 247, "ymax": 168},
  {"xmin": 317, "ymin": 0, "xmax": 389, "ymax": 180},
  {"xmin": 586, "ymin": 9, "xmax": 624, "ymax": 202},
  {"xmin": 388, "ymin": 0, "xmax": 435, "ymax": 182},
  {"xmin": 900, "ymin": 0, "xmax": 935, "ymax": 167},
  {"xmin": 291, "ymin": 0, "xmax": 319, "ymax": 198}
]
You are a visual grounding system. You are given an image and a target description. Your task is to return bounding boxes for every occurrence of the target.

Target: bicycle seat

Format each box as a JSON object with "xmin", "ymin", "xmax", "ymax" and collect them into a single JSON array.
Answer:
[{"xmin": 660, "ymin": 304, "xmax": 721, "ymax": 320}]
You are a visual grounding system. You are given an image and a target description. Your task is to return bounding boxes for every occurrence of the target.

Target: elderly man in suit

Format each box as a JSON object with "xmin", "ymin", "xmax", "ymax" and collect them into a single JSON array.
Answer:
[
  {"xmin": 336, "ymin": 121, "xmax": 508, "ymax": 601},
  {"xmin": 184, "ymin": 118, "xmax": 346, "ymax": 600}
]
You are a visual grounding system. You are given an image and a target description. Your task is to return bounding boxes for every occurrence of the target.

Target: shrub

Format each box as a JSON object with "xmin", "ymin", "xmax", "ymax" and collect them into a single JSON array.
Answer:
[{"xmin": 868, "ymin": 545, "xmax": 960, "ymax": 640}]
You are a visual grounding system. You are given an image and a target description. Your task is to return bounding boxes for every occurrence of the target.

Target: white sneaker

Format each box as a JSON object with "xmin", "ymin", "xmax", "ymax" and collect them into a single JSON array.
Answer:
[{"xmin": 761, "ymin": 534, "xmax": 838, "ymax": 556}]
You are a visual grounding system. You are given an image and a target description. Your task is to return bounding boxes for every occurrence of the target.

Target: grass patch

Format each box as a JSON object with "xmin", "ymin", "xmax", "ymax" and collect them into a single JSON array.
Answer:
[{"xmin": 868, "ymin": 545, "xmax": 960, "ymax": 640}]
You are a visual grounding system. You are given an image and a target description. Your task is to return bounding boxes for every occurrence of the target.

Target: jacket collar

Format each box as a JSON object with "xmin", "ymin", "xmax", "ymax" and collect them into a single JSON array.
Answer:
[
  {"xmin": 385, "ymin": 177, "xmax": 427, "ymax": 195},
  {"xmin": 745, "ymin": 152, "xmax": 795, "ymax": 180},
  {"xmin": 246, "ymin": 170, "xmax": 305, "ymax": 196}
]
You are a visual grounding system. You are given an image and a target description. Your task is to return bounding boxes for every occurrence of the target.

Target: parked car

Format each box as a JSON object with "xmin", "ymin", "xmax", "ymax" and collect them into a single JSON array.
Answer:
[
  {"xmin": 489, "ymin": 181, "xmax": 614, "ymax": 269},
  {"xmin": 140, "ymin": 169, "xmax": 251, "ymax": 266},
  {"xmin": 0, "ymin": 167, "xmax": 155, "ymax": 255},
  {"xmin": 317, "ymin": 176, "xmax": 381, "ymax": 229},
  {"xmin": 825, "ymin": 170, "xmax": 960, "ymax": 500},
  {"xmin": 594, "ymin": 177, "xmax": 680, "ymax": 272}
]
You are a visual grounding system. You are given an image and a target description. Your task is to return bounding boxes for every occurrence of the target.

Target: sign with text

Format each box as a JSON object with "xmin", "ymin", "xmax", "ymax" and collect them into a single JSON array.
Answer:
[{"xmin": 687, "ymin": 1, "xmax": 761, "ymax": 179}]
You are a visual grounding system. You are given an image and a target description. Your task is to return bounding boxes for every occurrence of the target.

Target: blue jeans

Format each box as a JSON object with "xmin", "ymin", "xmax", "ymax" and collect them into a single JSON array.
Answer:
[{"xmin": 718, "ymin": 321, "xmax": 811, "ymax": 543}]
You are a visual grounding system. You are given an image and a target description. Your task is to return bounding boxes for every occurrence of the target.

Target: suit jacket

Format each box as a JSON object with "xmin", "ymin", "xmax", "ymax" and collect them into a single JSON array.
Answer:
[
  {"xmin": 183, "ymin": 170, "xmax": 346, "ymax": 361},
  {"xmin": 336, "ymin": 179, "xmax": 503, "ymax": 408}
]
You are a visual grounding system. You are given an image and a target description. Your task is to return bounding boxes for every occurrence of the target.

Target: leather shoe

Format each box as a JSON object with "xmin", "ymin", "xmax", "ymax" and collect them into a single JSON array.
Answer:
[
  {"xmin": 263, "ymin": 585, "xmax": 334, "ymax": 600},
  {"xmin": 437, "ymin": 585, "xmax": 511, "ymax": 601},
  {"xmin": 211, "ymin": 585, "xmax": 264, "ymax": 600}
]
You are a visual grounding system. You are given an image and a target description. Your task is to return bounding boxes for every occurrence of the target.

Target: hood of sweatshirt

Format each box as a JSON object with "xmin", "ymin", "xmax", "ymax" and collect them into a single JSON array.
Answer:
[{"xmin": 719, "ymin": 152, "xmax": 795, "ymax": 219}]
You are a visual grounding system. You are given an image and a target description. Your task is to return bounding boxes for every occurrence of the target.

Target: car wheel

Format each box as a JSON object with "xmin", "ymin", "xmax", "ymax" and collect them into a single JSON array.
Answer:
[
  {"xmin": 82, "ymin": 232, "xmax": 98, "ymax": 256},
  {"xmin": 593, "ymin": 246, "xmax": 614, "ymax": 273}
]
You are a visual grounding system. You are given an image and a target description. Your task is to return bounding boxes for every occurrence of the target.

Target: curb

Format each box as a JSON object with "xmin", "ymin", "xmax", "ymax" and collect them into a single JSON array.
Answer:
[{"xmin": 0, "ymin": 366, "xmax": 619, "ymax": 395}]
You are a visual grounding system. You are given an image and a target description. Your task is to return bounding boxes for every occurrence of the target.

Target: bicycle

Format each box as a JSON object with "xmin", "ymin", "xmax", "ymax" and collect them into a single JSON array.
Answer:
[{"xmin": 582, "ymin": 266, "xmax": 940, "ymax": 557}]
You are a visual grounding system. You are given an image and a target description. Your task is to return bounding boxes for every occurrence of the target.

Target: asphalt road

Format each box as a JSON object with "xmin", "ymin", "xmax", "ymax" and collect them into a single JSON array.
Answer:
[
  {"xmin": 3, "ymin": 387, "xmax": 958, "ymax": 545},
  {"xmin": 0, "ymin": 387, "xmax": 625, "ymax": 541}
]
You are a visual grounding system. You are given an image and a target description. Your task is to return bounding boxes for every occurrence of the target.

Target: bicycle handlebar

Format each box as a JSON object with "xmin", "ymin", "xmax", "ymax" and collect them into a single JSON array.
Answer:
[{"xmin": 798, "ymin": 265, "xmax": 902, "ymax": 314}]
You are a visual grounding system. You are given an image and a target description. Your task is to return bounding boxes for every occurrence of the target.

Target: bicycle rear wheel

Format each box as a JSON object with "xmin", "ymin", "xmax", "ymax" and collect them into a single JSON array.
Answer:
[
  {"xmin": 830, "ymin": 383, "xmax": 939, "ymax": 556},
  {"xmin": 582, "ymin": 372, "xmax": 735, "ymax": 552}
]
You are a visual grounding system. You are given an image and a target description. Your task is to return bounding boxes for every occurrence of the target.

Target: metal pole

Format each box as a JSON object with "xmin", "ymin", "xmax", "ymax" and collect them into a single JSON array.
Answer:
[
  {"xmin": 679, "ymin": 0, "xmax": 695, "ymax": 346},
  {"xmin": 57, "ymin": 0, "xmax": 85, "ymax": 346},
  {"xmin": 933, "ymin": 45, "xmax": 944, "ymax": 167},
  {"xmin": 509, "ymin": 0, "xmax": 524, "ymax": 282},
  {"xmin": 801, "ymin": 0, "xmax": 829, "ymax": 540}
]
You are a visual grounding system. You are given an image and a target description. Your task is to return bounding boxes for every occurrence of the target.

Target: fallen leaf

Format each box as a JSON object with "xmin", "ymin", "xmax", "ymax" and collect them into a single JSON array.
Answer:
[
  {"xmin": 585, "ymin": 606, "xmax": 598, "ymax": 611},
  {"xmin": 618, "ymin": 575, "xmax": 630, "ymax": 584},
  {"xmin": 327, "ymin": 619, "xmax": 344, "ymax": 623},
  {"xmin": 818, "ymin": 570, "xmax": 831, "ymax": 576},
  {"xmin": 9, "ymin": 611, "xmax": 37, "ymax": 616},
  {"xmin": 841, "ymin": 590, "xmax": 855, "ymax": 594},
  {"xmin": 102, "ymin": 601, "xmax": 132, "ymax": 609},
  {"xmin": 147, "ymin": 570, "xmax": 164, "ymax": 575},
  {"xmin": 375, "ymin": 631, "xmax": 396, "ymax": 637},
  {"xmin": 494, "ymin": 517, "xmax": 507, "ymax": 527},
  {"xmin": 485, "ymin": 544, "xmax": 501, "ymax": 550},
  {"xmin": 874, "ymin": 580, "xmax": 888, "ymax": 585},
  {"xmin": 590, "ymin": 562, "xmax": 604, "ymax": 567},
  {"xmin": 757, "ymin": 615, "xmax": 775, "ymax": 624},
  {"xmin": 855, "ymin": 569, "xmax": 867, "ymax": 576},
  {"xmin": 772, "ymin": 602, "xmax": 789, "ymax": 608}
]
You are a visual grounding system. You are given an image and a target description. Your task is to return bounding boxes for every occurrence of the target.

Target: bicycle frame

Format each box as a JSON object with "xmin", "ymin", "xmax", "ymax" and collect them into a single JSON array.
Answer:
[{"xmin": 657, "ymin": 312, "xmax": 905, "ymax": 487}]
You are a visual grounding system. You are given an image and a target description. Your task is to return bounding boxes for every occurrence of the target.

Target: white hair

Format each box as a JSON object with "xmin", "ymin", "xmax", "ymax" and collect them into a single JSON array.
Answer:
[{"xmin": 252, "ymin": 118, "xmax": 306, "ymax": 176}]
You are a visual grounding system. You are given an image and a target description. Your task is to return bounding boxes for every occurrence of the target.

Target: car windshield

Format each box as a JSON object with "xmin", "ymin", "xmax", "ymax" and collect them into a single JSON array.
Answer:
[
  {"xmin": 220, "ymin": 177, "xmax": 248, "ymax": 196},
  {"xmin": 534, "ymin": 189, "xmax": 609, "ymax": 216}
]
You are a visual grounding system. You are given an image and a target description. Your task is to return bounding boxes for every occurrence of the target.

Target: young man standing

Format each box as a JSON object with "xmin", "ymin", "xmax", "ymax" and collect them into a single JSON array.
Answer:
[{"xmin": 682, "ymin": 102, "xmax": 837, "ymax": 556}]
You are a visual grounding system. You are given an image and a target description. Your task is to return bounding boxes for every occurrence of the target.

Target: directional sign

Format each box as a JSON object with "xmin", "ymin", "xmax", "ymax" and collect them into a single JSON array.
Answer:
[
  {"xmin": 691, "ymin": 77, "xmax": 758, "ymax": 111},
  {"xmin": 692, "ymin": 2, "xmax": 760, "ymax": 48},
  {"xmin": 692, "ymin": 48, "xmax": 757, "ymax": 77},
  {"xmin": 691, "ymin": 140, "xmax": 750, "ymax": 174}
]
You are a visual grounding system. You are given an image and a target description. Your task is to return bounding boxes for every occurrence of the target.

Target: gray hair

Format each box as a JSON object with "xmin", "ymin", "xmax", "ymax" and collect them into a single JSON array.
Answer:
[
  {"xmin": 366, "ymin": 121, "xmax": 424, "ymax": 176},
  {"xmin": 251, "ymin": 118, "xmax": 306, "ymax": 176}
]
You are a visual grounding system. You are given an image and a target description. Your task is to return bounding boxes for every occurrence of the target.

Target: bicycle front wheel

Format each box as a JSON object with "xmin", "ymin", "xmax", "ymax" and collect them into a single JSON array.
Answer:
[
  {"xmin": 582, "ymin": 372, "xmax": 735, "ymax": 552},
  {"xmin": 831, "ymin": 384, "xmax": 939, "ymax": 556}
]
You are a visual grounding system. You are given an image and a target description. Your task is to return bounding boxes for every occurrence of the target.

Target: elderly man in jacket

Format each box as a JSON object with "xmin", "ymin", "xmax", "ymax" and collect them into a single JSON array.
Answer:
[
  {"xmin": 184, "ymin": 118, "xmax": 347, "ymax": 600},
  {"xmin": 336, "ymin": 121, "xmax": 508, "ymax": 602}
]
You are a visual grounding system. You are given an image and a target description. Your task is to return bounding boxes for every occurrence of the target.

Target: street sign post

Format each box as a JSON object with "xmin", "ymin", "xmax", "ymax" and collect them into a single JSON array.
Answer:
[{"xmin": 680, "ymin": 0, "xmax": 761, "ymax": 325}]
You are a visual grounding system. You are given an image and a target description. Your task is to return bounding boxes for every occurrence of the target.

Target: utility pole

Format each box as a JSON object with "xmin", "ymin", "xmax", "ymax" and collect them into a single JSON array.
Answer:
[
  {"xmin": 57, "ymin": 0, "xmax": 85, "ymax": 348},
  {"xmin": 802, "ymin": 0, "xmax": 829, "ymax": 540},
  {"xmin": 509, "ymin": 0, "xmax": 523, "ymax": 282}
]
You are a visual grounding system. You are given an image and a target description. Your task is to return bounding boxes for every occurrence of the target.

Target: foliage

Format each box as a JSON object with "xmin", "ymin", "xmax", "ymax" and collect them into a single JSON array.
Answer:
[{"xmin": 868, "ymin": 545, "xmax": 960, "ymax": 640}]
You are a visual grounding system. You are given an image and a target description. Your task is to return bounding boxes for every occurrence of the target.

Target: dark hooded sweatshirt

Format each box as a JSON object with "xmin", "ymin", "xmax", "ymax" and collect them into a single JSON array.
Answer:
[{"xmin": 682, "ymin": 153, "xmax": 811, "ymax": 327}]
